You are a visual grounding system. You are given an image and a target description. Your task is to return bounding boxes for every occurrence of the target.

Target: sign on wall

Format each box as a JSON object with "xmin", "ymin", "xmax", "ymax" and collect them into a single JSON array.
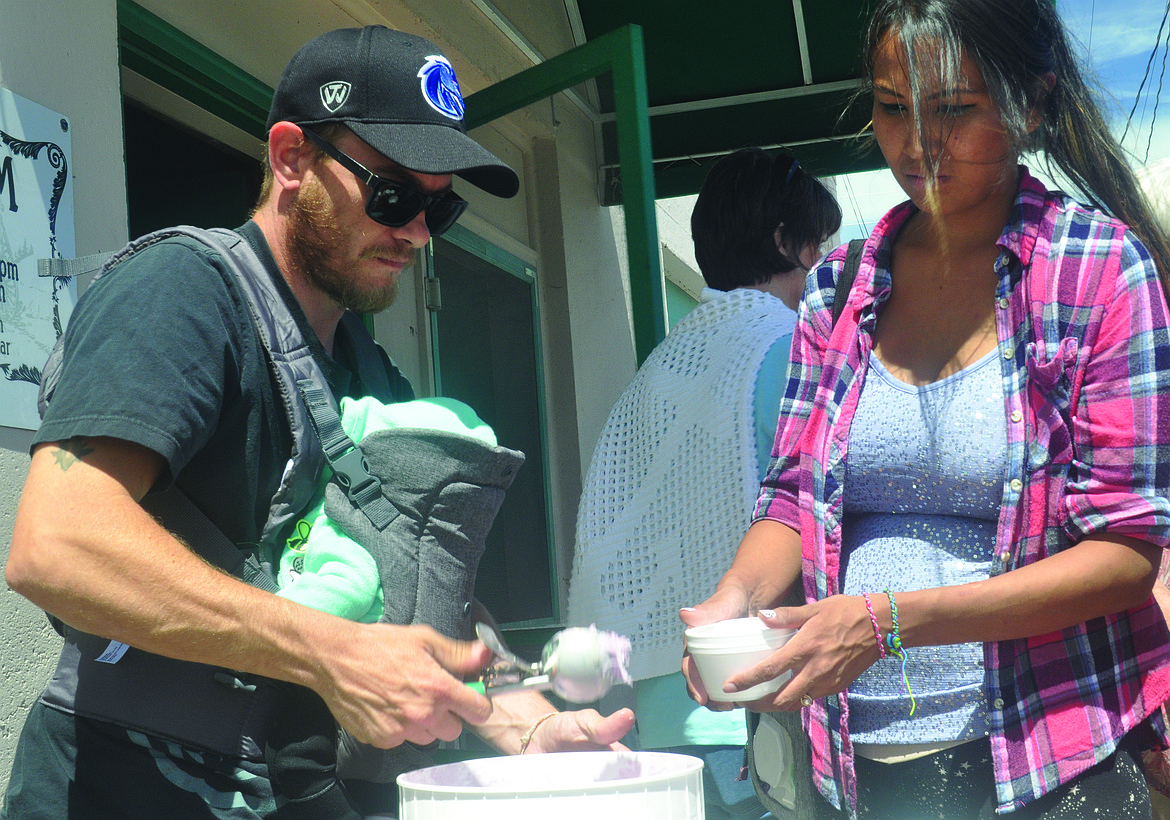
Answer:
[{"xmin": 0, "ymin": 87, "xmax": 76, "ymax": 431}]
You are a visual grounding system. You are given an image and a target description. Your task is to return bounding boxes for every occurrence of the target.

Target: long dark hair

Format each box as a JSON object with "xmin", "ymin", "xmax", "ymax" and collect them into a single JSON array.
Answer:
[
  {"xmin": 691, "ymin": 148, "xmax": 842, "ymax": 291},
  {"xmin": 862, "ymin": 0, "xmax": 1170, "ymax": 293}
]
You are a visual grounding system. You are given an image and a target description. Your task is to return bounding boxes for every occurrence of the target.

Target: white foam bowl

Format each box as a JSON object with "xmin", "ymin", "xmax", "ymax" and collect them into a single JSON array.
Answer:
[
  {"xmin": 397, "ymin": 751, "xmax": 704, "ymax": 819},
  {"xmin": 685, "ymin": 617, "xmax": 797, "ymax": 702}
]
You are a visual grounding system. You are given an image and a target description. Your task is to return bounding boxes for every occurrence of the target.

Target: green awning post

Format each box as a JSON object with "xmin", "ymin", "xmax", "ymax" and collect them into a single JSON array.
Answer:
[
  {"xmin": 607, "ymin": 27, "xmax": 666, "ymax": 363},
  {"xmin": 465, "ymin": 24, "xmax": 666, "ymax": 364}
]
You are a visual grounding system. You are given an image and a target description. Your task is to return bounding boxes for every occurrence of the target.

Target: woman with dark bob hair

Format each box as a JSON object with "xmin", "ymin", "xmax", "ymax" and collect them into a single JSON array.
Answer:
[
  {"xmin": 682, "ymin": 0, "xmax": 1170, "ymax": 817},
  {"xmin": 571, "ymin": 147, "xmax": 839, "ymax": 820}
]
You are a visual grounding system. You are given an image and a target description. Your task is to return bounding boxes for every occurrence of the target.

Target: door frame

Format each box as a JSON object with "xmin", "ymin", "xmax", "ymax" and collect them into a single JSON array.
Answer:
[{"xmin": 429, "ymin": 225, "xmax": 559, "ymax": 626}]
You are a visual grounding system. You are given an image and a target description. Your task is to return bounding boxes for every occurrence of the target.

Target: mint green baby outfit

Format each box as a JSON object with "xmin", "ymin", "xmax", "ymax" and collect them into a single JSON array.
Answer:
[{"xmin": 276, "ymin": 396, "xmax": 496, "ymax": 622}]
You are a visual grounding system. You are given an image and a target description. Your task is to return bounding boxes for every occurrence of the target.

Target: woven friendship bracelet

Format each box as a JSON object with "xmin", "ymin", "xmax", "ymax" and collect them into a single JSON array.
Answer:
[
  {"xmin": 884, "ymin": 590, "xmax": 917, "ymax": 716},
  {"xmin": 862, "ymin": 592, "xmax": 887, "ymax": 659},
  {"xmin": 886, "ymin": 590, "xmax": 901, "ymax": 649}
]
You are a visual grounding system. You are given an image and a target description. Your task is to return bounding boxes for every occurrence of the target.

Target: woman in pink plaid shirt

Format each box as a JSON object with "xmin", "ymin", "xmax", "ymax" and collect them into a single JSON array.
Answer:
[{"xmin": 682, "ymin": 0, "xmax": 1170, "ymax": 817}]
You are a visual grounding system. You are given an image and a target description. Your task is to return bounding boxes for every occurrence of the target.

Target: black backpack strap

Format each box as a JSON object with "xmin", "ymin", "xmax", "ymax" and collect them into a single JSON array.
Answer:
[
  {"xmin": 831, "ymin": 239, "xmax": 866, "ymax": 328},
  {"xmin": 140, "ymin": 486, "xmax": 280, "ymax": 594},
  {"xmin": 297, "ymin": 381, "xmax": 399, "ymax": 531},
  {"xmin": 336, "ymin": 312, "xmax": 414, "ymax": 403}
]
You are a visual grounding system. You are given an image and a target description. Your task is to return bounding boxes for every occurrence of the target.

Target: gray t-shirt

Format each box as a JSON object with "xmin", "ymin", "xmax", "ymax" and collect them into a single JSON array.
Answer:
[{"xmin": 35, "ymin": 221, "xmax": 409, "ymax": 547}]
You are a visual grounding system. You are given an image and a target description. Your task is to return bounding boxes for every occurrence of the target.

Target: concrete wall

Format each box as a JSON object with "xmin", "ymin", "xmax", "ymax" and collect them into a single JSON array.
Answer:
[{"xmin": 0, "ymin": 0, "xmax": 129, "ymax": 790}]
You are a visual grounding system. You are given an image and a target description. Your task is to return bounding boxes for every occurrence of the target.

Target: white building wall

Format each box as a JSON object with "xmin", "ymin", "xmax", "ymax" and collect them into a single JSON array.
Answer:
[{"xmin": 0, "ymin": 0, "xmax": 129, "ymax": 788}]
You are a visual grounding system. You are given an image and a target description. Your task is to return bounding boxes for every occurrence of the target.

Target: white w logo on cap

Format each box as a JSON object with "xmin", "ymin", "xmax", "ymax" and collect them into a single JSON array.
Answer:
[{"xmin": 319, "ymin": 81, "xmax": 352, "ymax": 113}]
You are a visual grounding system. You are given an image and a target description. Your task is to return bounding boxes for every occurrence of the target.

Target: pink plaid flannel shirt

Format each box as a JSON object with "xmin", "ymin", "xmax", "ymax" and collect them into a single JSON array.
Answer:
[{"xmin": 754, "ymin": 168, "xmax": 1170, "ymax": 814}]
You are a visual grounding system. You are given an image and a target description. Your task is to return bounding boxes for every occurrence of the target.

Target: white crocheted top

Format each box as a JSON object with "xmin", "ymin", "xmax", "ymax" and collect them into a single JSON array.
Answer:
[{"xmin": 568, "ymin": 287, "xmax": 793, "ymax": 680}]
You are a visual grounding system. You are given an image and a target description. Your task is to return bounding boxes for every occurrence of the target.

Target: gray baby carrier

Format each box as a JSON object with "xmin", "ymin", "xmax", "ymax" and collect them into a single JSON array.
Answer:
[{"xmin": 36, "ymin": 226, "xmax": 525, "ymax": 763}]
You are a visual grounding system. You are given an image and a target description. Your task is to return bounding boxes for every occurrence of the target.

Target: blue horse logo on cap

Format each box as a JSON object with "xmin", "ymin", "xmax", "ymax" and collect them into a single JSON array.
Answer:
[{"xmin": 418, "ymin": 56, "xmax": 464, "ymax": 121}]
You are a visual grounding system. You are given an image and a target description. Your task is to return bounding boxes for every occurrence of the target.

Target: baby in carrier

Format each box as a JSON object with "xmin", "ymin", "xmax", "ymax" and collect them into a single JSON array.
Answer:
[{"xmin": 267, "ymin": 395, "xmax": 518, "ymax": 818}]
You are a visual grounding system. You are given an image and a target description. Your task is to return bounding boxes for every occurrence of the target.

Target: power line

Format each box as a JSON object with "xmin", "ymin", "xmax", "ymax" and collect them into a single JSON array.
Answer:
[
  {"xmin": 838, "ymin": 172, "xmax": 871, "ymax": 238},
  {"xmin": 1118, "ymin": 0, "xmax": 1165, "ymax": 145},
  {"xmin": 1144, "ymin": 23, "xmax": 1170, "ymax": 162}
]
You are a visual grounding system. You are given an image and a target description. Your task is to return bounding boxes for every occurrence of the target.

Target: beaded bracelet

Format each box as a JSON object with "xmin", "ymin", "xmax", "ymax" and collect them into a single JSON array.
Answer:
[
  {"xmin": 861, "ymin": 592, "xmax": 887, "ymax": 659},
  {"xmin": 884, "ymin": 590, "xmax": 917, "ymax": 716}
]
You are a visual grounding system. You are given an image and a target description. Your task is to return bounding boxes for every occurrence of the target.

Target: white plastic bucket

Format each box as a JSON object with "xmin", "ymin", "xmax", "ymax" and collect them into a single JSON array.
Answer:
[
  {"xmin": 397, "ymin": 750, "xmax": 704, "ymax": 819},
  {"xmin": 685, "ymin": 617, "xmax": 796, "ymax": 702}
]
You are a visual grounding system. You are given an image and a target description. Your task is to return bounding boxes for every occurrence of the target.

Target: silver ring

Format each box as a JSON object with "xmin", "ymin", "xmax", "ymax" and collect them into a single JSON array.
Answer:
[{"xmin": 800, "ymin": 694, "xmax": 814, "ymax": 707}]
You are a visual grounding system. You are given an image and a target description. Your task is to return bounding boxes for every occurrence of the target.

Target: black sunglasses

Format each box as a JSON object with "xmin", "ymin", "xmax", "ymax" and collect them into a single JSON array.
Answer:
[{"xmin": 301, "ymin": 128, "xmax": 468, "ymax": 237}]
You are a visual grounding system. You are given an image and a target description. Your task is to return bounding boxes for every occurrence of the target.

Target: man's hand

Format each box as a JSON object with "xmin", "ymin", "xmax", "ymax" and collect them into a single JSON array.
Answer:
[
  {"xmin": 308, "ymin": 621, "xmax": 495, "ymax": 749},
  {"xmin": 522, "ymin": 707, "xmax": 636, "ymax": 755}
]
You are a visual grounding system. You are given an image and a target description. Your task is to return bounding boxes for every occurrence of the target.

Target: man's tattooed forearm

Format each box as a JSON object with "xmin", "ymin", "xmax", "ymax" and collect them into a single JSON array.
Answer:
[{"xmin": 52, "ymin": 438, "xmax": 96, "ymax": 471}]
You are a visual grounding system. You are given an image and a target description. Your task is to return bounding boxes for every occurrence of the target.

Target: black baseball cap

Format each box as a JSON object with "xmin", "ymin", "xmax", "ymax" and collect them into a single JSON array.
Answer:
[{"xmin": 267, "ymin": 26, "xmax": 519, "ymax": 198}]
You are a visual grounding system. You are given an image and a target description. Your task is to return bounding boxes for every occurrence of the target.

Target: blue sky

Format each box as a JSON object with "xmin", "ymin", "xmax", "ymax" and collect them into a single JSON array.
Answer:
[
  {"xmin": 834, "ymin": 0, "xmax": 1170, "ymax": 241},
  {"xmin": 1062, "ymin": 0, "xmax": 1170, "ymax": 164}
]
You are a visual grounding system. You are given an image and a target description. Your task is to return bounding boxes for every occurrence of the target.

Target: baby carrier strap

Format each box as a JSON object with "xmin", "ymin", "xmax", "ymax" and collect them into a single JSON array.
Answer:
[
  {"xmin": 299, "ymin": 382, "xmax": 398, "ymax": 532},
  {"xmin": 206, "ymin": 228, "xmax": 387, "ymax": 550},
  {"xmin": 142, "ymin": 483, "xmax": 280, "ymax": 594}
]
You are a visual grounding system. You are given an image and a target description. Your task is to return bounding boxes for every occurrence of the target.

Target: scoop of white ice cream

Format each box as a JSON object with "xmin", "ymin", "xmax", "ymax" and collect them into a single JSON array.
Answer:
[{"xmin": 542, "ymin": 626, "xmax": 632, "ymax": 702}]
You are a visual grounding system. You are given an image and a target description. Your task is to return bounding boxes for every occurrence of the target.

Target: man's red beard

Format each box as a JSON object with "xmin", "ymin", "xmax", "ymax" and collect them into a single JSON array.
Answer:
[{"xmin": 286, "ymin": 176, "xmax": 416, "ymax": 314}]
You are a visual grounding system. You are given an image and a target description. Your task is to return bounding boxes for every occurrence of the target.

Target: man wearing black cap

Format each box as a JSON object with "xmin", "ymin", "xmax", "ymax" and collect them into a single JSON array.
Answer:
[{"xmin": 3, "ymin": 26, "xmax": 632, "ymax": 819}]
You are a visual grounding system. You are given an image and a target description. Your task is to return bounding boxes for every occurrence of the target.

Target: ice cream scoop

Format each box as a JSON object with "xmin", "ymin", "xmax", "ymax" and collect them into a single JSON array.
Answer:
[
  {"xmin": 540, "ymin": 626, "xmax": 633, "ymax": 702},
  {"xmin": 471, "ymin": 623, "xmax": 632, "ymax": 703},
  {"xmin": 476, "ymin": 621, "xmax": 537, "ymax": 675}
]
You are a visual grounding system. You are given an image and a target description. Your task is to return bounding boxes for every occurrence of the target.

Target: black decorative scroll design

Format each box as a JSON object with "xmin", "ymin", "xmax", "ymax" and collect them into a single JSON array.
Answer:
[
  {"xmin": 1, "ymin": 128, "xmax": 70, "ymax": 387},
  {"xmin": 1, "ymin": 128, "xmax": 68, "ymax": 260},
  {"xmin": 0, "ymin": 363, "xmax": 41, "ymax": 385}
]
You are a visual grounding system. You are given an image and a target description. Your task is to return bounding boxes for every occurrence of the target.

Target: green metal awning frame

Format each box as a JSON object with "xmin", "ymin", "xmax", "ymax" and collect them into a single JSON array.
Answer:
[
  {"xmin": 117, "ymin": 0, "xmax": 272, "ymax": 137},
  {"xmin": 465, "ymin": 24, "xmax": 666, "ymax": 363},
  {"xmin": 572, "ymin": 0, "xmax": 886, "ymax": 201}
]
